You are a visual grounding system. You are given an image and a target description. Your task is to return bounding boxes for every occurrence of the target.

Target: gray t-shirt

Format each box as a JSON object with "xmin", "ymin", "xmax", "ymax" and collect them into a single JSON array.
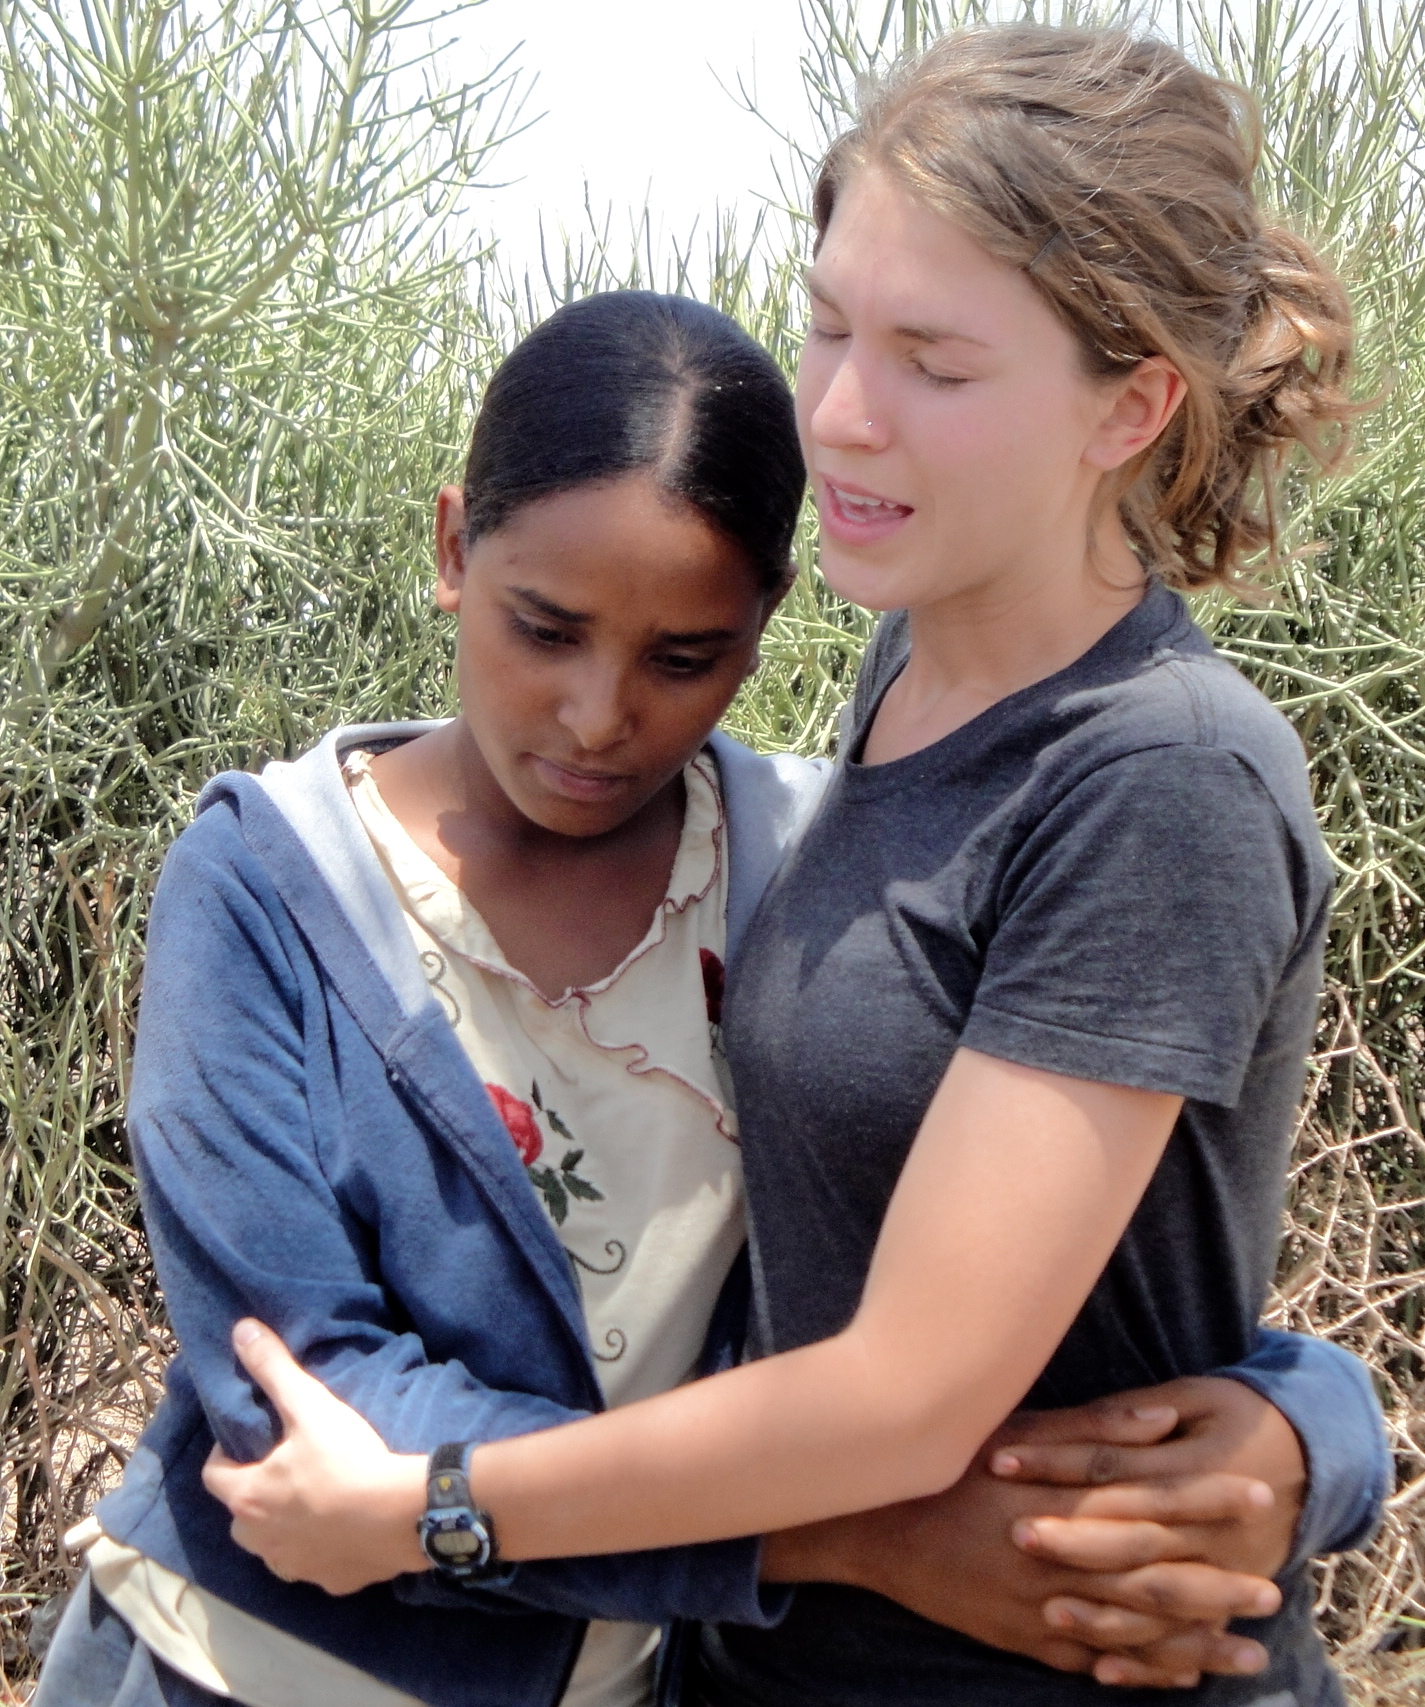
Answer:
[{"xmin": 706, "ymin": 583, "xmax": 1336, "ymax": 1706}]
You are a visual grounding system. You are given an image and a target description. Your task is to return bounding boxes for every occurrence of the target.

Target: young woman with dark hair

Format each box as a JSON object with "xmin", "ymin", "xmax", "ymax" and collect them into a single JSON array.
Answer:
[{"xmin": 42, "ymin": 280, "xmax": 1384, "ymax": 1707}]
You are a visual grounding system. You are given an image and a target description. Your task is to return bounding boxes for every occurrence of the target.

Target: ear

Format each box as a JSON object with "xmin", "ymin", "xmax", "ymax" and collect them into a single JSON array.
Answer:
[
  {"xmin": 434, "ymin": 485, "xmax": 470, "ymax": 613},
  {"xmin": 1084, "ymin": 357, "xmax": 1187, "ymax": 473}
]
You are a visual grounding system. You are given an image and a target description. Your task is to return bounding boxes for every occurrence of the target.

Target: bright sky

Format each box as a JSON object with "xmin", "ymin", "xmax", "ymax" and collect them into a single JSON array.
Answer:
[{"xmin": 456, "ymin": 0, "xmax": 816, "ymax": 286}]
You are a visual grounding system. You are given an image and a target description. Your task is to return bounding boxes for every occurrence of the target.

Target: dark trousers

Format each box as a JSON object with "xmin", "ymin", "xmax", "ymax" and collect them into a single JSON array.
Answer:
[
  {"xmin": 34, "ymin": 1573, "xmax": 226, "ymax": 1707},
  {"xmin": 681, "ymin": 1649, "xmax": 748, "ymax": 1707}
]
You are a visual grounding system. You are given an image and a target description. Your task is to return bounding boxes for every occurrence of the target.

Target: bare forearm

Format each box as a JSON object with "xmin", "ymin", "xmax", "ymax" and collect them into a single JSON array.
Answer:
[
  {"xmin": 469, "ymin": 1329, "xmax": 985, "ymax": 1560},
  {"xmin": 759, "ymin": 1515, "xmax": 868, "ymax": 1587},
  {"xmin": 462, "ymin": 1059, "xmax": 1178, "ymax": 1563}
]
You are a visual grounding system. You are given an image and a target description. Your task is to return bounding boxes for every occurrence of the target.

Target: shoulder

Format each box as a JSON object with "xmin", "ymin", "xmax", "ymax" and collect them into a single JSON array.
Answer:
[
  {"xmin": 1055, "ymin": 609, "xmax": 1317, "ymax": 837},
  {"xmin": 1029, "ymin": 666, "xmax": 1332, "ymax": 931},
  {"xmin": 146, "ymin": 783, "xmax": 306, "ymax": 994},
  {"xmin": 706, "ymin": 730, "xmax": 830, "ymax": 850},
  {"xmin": 1121, "ymin": 637, "xmax": 1299, "ymax": 763},
  {"xmin": 157, "ymin": 777, "xmax": 273, "ymax": 901},
  {"xmin": 707, "ymin": 732, "xmax": 833, "ymax": 963},
  {"xmin": 135, "ymin": 790, "xmax": 313, "ymax": 1064},
  {"xmin": 172, "ymin": 718, "xmax": 438, "ymax": 892},
  {"xmin": 155, "ymin": 718, "xmax": 429, "ymax": 938}
]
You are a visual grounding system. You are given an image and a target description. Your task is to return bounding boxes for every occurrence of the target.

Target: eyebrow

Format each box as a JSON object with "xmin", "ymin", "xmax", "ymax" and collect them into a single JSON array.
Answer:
[
  {"xmin": 509, "ymin": 586, "xmax": 591, "ymax": 624},
  {"xmin": 805, "ymin": 273, "xmax": 991, "ymax": 349},
  {"xmin": 895, "ymin": 321, "xmax": 991, "ymax": 349},
  {"xmin": 509, "ymin": 587, "xmax": 742, "ymax": 647},
  {"xmin": 658, "ymin": 626, "xmax": 744, "ymax": 645}
]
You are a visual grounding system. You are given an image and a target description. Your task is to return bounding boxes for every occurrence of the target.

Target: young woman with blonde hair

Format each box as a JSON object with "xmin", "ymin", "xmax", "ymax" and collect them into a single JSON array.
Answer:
[{"xmin": 117, "ymin": 23, "xmax": 1382, "ymax": 1707}]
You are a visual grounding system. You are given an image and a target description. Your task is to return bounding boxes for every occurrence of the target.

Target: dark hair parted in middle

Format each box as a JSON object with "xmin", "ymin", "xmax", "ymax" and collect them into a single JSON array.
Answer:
[{"xmin": 462, "ymin": 291, "xmax": 806, "ymax": 593}]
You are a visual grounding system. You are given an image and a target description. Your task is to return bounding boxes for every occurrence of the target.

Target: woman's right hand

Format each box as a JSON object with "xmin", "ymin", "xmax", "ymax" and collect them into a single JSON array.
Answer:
[
  {"xmin": 203, "ymin": 1320, "xmax": 430, "ymax": 1595},
  {"xmin": 761, "ymin": 1382, "xmax": 1290, "ymax": 1689}
]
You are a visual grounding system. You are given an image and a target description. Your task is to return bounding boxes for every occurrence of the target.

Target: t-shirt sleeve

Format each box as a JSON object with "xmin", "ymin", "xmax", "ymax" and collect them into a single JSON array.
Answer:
[{"xmin": 958, "ymin": 744, "xmax": 1310, "ymax": 1107}]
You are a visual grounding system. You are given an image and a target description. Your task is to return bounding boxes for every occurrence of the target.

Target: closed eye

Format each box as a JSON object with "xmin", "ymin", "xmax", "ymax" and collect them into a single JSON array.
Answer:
[
  {"xmin": 912, "ymin": 360, "xmax": 969, "ymax": 389},
  {"xmin": 509, "ymin": 610, "xmax": 577, "ymax": 649},
  {"xmin": 653, "ymin": 651, "xmax": 720, "ymax": 679}
]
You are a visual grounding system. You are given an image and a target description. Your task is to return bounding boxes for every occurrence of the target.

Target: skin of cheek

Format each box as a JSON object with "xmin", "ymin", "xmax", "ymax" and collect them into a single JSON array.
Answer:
[{"xmin": 810, "ymin": 384, "xmax": 1097, "ymax": 615}]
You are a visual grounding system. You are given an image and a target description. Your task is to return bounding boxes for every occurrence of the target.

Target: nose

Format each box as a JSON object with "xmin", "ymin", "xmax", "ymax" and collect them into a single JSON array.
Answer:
[
  {"xmin": 807, "ymin": 346, "xmax": 886, "ymax": 453},
  {"xmin": 557, "ymin": 660, "xmax": 636, "ymax": 754}
]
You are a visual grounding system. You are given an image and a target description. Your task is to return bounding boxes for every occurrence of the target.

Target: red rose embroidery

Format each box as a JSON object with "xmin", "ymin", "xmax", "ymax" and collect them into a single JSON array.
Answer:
[
  {"xmin": 486, "ymin": 1084, "xmax": 543, "ymax": 1166},
  {"xmin": 700, "ymin": 949, "xmax": 725, "ymax": 1027}
]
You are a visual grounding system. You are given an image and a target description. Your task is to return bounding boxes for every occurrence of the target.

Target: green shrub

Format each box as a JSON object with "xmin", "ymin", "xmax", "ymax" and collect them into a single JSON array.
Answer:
[{"xmin": 1, "ymin": 0, "xmax": 1420, "ymax": 1692}]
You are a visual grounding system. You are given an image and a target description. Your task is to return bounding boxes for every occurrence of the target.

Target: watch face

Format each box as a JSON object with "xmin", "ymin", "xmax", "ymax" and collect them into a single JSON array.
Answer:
[
  {"xmin": 421, "ymin": 1509, "xmax": 492, "ymax": 1572},
  {"xmin": 432, "ymin": 1523, "xmax": 485, "ymax": 1561}
]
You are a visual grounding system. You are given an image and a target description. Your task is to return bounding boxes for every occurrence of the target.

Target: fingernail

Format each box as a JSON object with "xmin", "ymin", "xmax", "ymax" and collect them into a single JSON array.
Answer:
[
  {"xmin": 991, "ymin": 1451, "xmax": 1021, "ymax": 1476},
  {"xmin": 1235, "ymin": 1644, "xmax": 1268, "ymax": 1674},
  {"xmin": 1012, "ymin": 1520, "xmax": 1041, "ymax": 1551},
  {"xmin": 1047, "ymin": 1604, "xmax": 1076, "ymax": 1630},
  {"xmin": 1097, "ymin": 1660, "xmax": 1128, "ymax": 1684},
  {"xmin": 233, "ymin": 1319, "xmax": 261, "ymax": 1347},
  {"xmin": 1130, "ymin": 1404, "xmax": 1175, "ymax": 1423},
  {"xmin": 1253, "ymin": 1586, "xmax": 1281, "ymax": 1615},
  {"xmin": 1247, "ymin": 1480, "xmax": 1274, "ymax": 1508}
]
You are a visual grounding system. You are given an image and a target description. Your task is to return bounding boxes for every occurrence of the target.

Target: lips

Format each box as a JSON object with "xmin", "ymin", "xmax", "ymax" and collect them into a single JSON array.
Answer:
[
  {"xmin": 818, "ymin": 476, "xmax": 914, "ymax": 546},
  {"xmin": 531, "ymin": 755, "xmax": 632, "ymax": 802}
]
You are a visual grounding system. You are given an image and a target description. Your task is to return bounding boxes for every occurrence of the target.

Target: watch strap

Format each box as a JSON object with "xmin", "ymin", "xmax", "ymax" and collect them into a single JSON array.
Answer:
[
  {"xmin": 427, "ymin": 1440, "xmax": 467, "ymax": 1500},
  {"xmin": 419, "ymin": 1441, "xmax": 501, "ymax": 1582}
]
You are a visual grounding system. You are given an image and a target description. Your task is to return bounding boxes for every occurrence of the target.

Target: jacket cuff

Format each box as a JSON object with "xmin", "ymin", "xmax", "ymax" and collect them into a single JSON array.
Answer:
[
  {"xmin": 393, "ymin": 1533, "xmax": 791, "ymax": 1628},
  {"xmin": 1214, "ymin": 1327, "xmax": 1392, "ymax": 1578}
]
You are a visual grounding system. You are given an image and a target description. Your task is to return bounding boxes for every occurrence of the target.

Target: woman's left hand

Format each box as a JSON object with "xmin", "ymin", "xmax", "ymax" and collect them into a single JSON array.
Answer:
[
  {"xmin": 202, "ymin": 1319, "xmax": 429, "ymax": 1595},
  {"xmin": 764, "ymin": 1374, "xmax": 1300, "ymax": 1689}
]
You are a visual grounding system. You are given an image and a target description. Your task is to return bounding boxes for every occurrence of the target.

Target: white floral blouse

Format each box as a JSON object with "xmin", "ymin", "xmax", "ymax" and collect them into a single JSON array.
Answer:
[{"xmin": 345, "ymin": 745, "xmax": 745, "ymax": 1707}]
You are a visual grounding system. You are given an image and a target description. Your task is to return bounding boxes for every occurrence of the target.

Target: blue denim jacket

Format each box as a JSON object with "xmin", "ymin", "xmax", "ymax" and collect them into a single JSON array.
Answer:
[{"xmin": 96, "ymin": 723, "xmax": 1389, "ymax": 1707}]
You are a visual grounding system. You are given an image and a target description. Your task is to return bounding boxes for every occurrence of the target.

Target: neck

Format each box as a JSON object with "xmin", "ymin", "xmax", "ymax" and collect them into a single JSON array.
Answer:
[
  {"xmin": 863, "ymin": 524, "xmax": 1148, "ymax": 765},
  {"xmin": 908, "ymin": 534, "xmax": 1145, "ymax": 720}
]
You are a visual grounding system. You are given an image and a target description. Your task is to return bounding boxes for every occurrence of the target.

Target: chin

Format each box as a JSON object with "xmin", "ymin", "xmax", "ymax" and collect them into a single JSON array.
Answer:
[
  {"xmin": 820, "ymin": 550, "xmax": 925, "ymax": 614},
  {"xmin": 532, "ymin": 790, "xmax": 642, "ymax": 840},
  {"xmin": 825, "ymin": 543, "xmax": 991, "ymax": 615},
  {"xmin": 523, "ymin": 801, "xmax": 618, "ymax": 838}
]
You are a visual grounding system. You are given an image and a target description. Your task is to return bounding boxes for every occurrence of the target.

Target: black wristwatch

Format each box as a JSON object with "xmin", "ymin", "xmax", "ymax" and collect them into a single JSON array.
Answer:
[{"xmin": 415, "ymin": 1442, "xmax": 500, "ymax": 1581}]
